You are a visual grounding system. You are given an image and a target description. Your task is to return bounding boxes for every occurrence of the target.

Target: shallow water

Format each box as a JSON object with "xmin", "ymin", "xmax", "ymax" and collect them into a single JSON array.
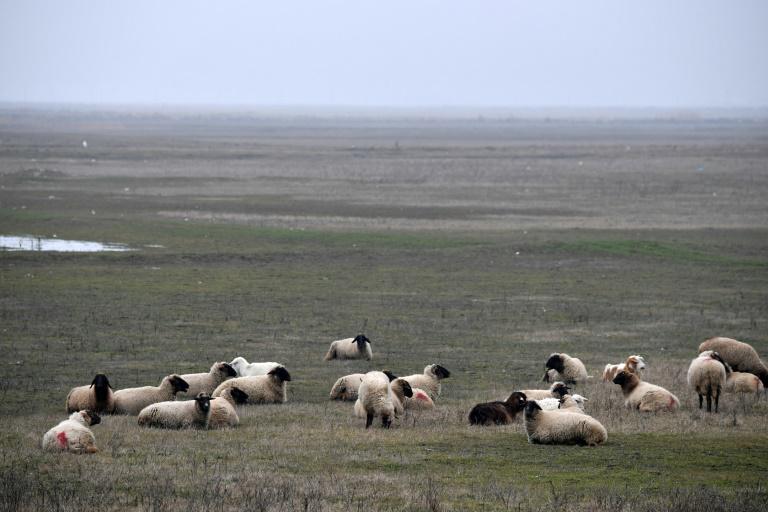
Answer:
[{"xmin": 0, "ymin": 235, "xmax": 132, "ymax": 252}]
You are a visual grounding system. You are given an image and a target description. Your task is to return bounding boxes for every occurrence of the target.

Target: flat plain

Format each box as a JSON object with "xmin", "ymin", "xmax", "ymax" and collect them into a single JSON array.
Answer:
[{"xmin": 1, "ymin": 109, "xmax": 767, "ymax": 511}]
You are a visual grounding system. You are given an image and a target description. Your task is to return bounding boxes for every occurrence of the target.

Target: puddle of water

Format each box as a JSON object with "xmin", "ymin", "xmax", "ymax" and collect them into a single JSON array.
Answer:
[{"xmin": 0, "ymin": 235, "xmax": 133, "ymax": 252}]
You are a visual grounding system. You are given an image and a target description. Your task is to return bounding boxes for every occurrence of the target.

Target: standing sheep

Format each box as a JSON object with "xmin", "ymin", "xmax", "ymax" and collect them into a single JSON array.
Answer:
[
  {"xmin": 542, "ymin": 353, "xmax": 588, "ymax": 384},
  {"xmin": 208, "ymin": 387, "xmax": 249, "ymax": 429},
  {"xmin": 42, "ymin": 410, "xmax": 101, "ymax": 454},
  {"xmin": 354, "ymin": 370, "xmax": 397, "ymax": 428},
  {"xmin": 699, "ymin": 337, "xmax": 768, "ymax": 387},
  {"xmin": 113, "ymin": 375, "xmax": 189, "ymax": 415},
  {"xmin": 612, "ymin": 370, "xmax": 679, "ymax": 412},
  {"xmin": 384, "ymin": 373, "xmax": 414, "ymax": 417},
  {"xmin": 65, "ymin": 374, "xmax": 115, "ymax": 414},
  {"xmin": 138, "ymin": 393, "xmax": 212, "ymax": 429},
  {"xmin": 523, "ymin": 401, "xmax": 607, "ymax": 446},
  {"xmin": 329, "ymin": 373, "xmax": 366, "ymax": 401},
  {"xmin": 468, "ymin": 392, "xmax": 528, "ymax": 426},
  {"xmin": 229, "ymin": 357, "xmax": 282, "ymax": 377},
  {"xmin": 402, "ymin": 364, "xmax": 451, "ymax": 399},
  {"xmin": 177, "ymin": 362, "xmax": 237, "ymax": 399},
  {"xmin": 520, "ymin": 382, "xmax": 571, "ymax": 401},
  {"xmin": 212, "ymin": 366, "xmax": 291, "ymax": 404},
  {"xmin": 324, "ymin": 334, "xmax": 372, "ymax": 361},
  {"xmin": 601, "ymin": 355, "xmax": 647, "ymax": 382},
  {"xmin": 687, "ymin": 351, "xmax": 728, "ymax": 413}
]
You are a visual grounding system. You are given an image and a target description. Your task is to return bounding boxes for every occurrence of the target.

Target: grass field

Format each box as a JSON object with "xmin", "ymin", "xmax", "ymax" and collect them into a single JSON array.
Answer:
[{"xmin": 1, "ymin": 110, "xmax": 767, "ymax": 511}]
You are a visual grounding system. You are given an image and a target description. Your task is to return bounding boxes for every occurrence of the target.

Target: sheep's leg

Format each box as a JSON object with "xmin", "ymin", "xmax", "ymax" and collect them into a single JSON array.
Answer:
[
  {"xmin": 698, "ymin": 394, "xmax": 703, "ymax": 409},
  {"xmin": 706, "ymin": 391, "xmax": 712, "ymax": 413},
  {"xmin": 365, "ymin": 413, "xmax": 373, "ymax": 429},
  {"xmin": 382, "ymin": 415, "xmax": 391, "ymax": 428},
  {"xmin": 714, "ymin": 387, "xmax": 720, "ymax": 413}
]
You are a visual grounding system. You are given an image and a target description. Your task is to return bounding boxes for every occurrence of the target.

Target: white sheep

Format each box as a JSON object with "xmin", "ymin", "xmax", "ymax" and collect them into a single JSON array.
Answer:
[
  {"xmin": 65, "ymin": 374, "xmax": 115, "ymax": 414},
  {"xmin": 137, "ymin": 393, "xmax": 212, "ymax": 429},
  {"xmin": 520, "ymin": 382, "xmax": 571, "ymax": 401},
  {"xmin": 324, "ymin": 334, "xmax": 373, "ymax": 361},
  {"xmin": 112, "ymin": 374, "xmax": 189, "ymax": 415},
  {"xmin": 612, "ymin": 370, "xmax": 679, "ymax": 412},
  {"xmin": 699, "ymin": 337, "xmax": 768, "ymax": 388},
  {"xmin": 406, "ymin": 387, "xmax": 436, "ymax": 411},
  {"xmin": 536, "ymin": 393, "xmax": 588, "ymax": 412},
  {"xmin": 386, "ymin": 374, "xmax": 414, "ymax": 417},
  {"xmin": 329, "ymin": 373, "xmax": 366, "ymax": 401},
  {"xmin": 687, "ymin": 350, "xmax": 728, "ymax": 413},
  {"xmin": 177, "ymin": 362, "xmax": 237, "ymax": 399},
  {"xmin": 725, "ymin": 371, "xmax": 765, "ymax": 396},
  {"xmin": 212, "ymin": 366, "xmax": 291, "ymax": 404},
  {"xmin": 42, "ymin": 410, "xmax": 101, "ymax": 454},
  {"xmin": 523, "ymin": 401, "xmax": 607, "ymax": 446},
  {"xmin": 542, "ymin": 353, "xmax": 588, "ymax": 384},
  {"xmin": 229, "ymin": 356, "xmax": 282, "ymax": 377},
  {"xmin": 208, "ymin": 387, "xmax": 249, "ymax": 429},
  {"xmin": 402, "ymin": 364, "xmax": 450, "ymax": 399},
  {"xmin": 353, "ymin": 370, "xmax": 397, "ymax": 428},
  {"xmin": 601, "ymin": 355, "xmax": 646, "ymax": 382}
]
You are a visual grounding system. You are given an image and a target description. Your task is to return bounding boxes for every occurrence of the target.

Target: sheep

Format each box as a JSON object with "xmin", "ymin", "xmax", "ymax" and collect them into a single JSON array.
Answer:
[
  {"xmin": 42, "ymin": 410, "xmax": 101, "ymax": 454},
  {"xmin": 208, "ymin": 387, "xmax": 249, "ymax": 429},
  {"xmin": 65, "ymin": 374, "xmax": 115, "ymax": 414},
  {"xmin": 612, "ymin": 370, "xmax": 679, "ymax": 412},
  {"xmin": 542, "ymin": 353, "xmax": 588, "ymax": 384},
  {"xmin": 523, "ymin": 401, "xmax": 607, "ymax": 446},
  {"xmin": 353, "ymin": 370, "xmax": 397, "ymax": 428},
  {"xmin": 112, "ymin": 375, "xmax": 189, "ymax": 415},
  {"xmin": 520, "ymin": 382, "xmax": 571, "ymax": 401},
  {"xmin": 687, "ymin": 350, "xmax": 728, "ymax": 413},
  {"xmin": 468, "ymin": 392, "xmax": 527, "ymax": 426},
  {"xmin": 385, "ymin": 373, "xmax": 414, "ymax": 417},
  {"xmin": 699, "ymin": 337, "xmax": 768, "ymax": 388},
  {"xmin": 601, "ymin": 355, "xmax": 647, "ymax": 382},
  {"xmin": 329, "ymin": 373, "xmax": 366, "ymax": 401},
  {"xmin": 323, "ymin": 334, "xmax": 372, "ymax": 361},
  {"xmin": 557, "ymin": 394, "xmax": 589, "ymax": 413},
  {"xmin": 406, "ymin": 387, "xmax": 436, "ymax": 411},
  {"xmin": 137, "ymin": 393, "xmax": 212, "ymax": 429},
  {"xmin": 536, "ymin": 393, "xmax": 588, "ymax": 412},
  {"xmin": 177, "ymin": 361, "xmax": 237, "ymax": 399},
  {"xmin": 229, "ymin": 356, "xmax": 282, "ymax": 377},
  {"xmin": 212, "ymin": 366, "xmax": 291, "ymax": 404},
  {"xmin": 402, "ymin": 364, "xmax": 451, "ymax": 399},
  {"xmin": 725, "ymin": 371, "xmax": 765, "ymax": 396}
]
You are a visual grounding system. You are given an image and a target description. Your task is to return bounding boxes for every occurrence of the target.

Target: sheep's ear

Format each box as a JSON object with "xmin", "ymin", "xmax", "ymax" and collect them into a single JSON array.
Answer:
[
  {"xmin": 222, "ymin": 363, "xmax": 237, "ymax": 377},
  {"xmin": 268, "ymin": 366, "xmax": 291, "ymax": 382},
  {"xmin": 383, "ymin": 370, "xmax": 397, "ymax": 381}
]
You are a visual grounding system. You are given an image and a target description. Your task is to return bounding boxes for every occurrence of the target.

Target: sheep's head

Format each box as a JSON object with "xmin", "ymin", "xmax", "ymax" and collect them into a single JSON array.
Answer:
[
  {"xmin": 168, "ymin": 375, "xmax": 190, "ymax": 394},
  {"xmin": 195, "ymin": 393, "xmax": 212, "ymax": 414},
  {"xmin": 430, "ymin": 364, "xmax": 451, "ymax": 379},
  {"xmin": 268, "ymin": 366, "xmax": 291, "ymax": 382},
  {"xmin": 524, "ymin": 400, "xmax": 542, "ymax": 418},
  {"xmin": 383, "ymin": 370, "xmax": 398, "ymax": 382},
  {"xmin": 545, "ymin": 353, "xmax": 565, "ymax": 373},
  {"xmin": 395, "ymin": 378, "xmax": 414, "ymax": 398},
  {"xmin": 217, "ymin": 362, "xmax": 237, "ymax": 378},
  {"xmin": 505, "ymin": 391, "xmax": 527, "ymax": 410},
  {"xmin": 229, "ymin": 387, "xmax": 249, "ymax": 404},
  {"xmin": 90, "ymin": 373, "xmax": 112, "ymax": 403},
  {"xmin": 550, "ymin": 382, "xmax": 571, "ymax": 398},
  {"xmin": 612, "ymin": 369, "xmax": 637, "ymax": 386},
  {"xmin": 82, "ymin": 410, "xmax": 101, "ymax": 426},
  {"xmin": 352, "ymin": 334, "xmax": 370, "ymax": 350}
]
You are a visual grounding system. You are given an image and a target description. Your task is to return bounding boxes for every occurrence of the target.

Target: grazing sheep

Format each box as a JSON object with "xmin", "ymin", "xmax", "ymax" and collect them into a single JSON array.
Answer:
[
  {"xmin": 178, "ymin": 362, "xmax": 237, "ymax": 399},
  {"xmin": 601, "ymin": 355, "xmax": 647, "ymax": 382},
  {"xmin": 612, "ymin": 370, "xmax": 679, "ymax": 412},
  {"xmin": 468, "ymin": 392, "xmax": 527, "ymax": 426},
  {"xmin": 521, "ymin": 382, "xmax": 571, "ymax": 401},
  {"xmin": 353, "ymin": 370, "xmax": 397, "ymax": 428},
  {"xmin": 402, "ymin": 364, "xmax": 451, "ymax": 399},
  {"xmin": 725, "ymin": 371, "xmax": 765, "ymax": 396},
  {"xmin": 65, "ymin": 374, "xmax": 115, "ymax": 414},
  {"xmin": 524, "ymin": 401, "xmax": 607, "ymax": 446},
  {"xmin": 212, "ymin": 366, "xmax": 291, "ymax": 404},
  {"xmin": 329, "ymin": 373, "xmax": 366, "ymax": 401},
  {"xmin": 229, "ymin": 357, "xmax": 282, "ymax": 377},
  {"xmin": 324, "ymin": 334, "xmax": 372, "ymax": 361},
  {"xmin": 138, "ymin": 393, "xmax": 212, "ymax": 429},
  {"xmin": 113, "ymin": 375, "xmax": 189, "ymax": 415},
  {"xmin": 688, "ymin": 351, "xmax": 728, "ymax": 413},
  {"xmin": 385, "ymin": 374, "xmax": 414, "ymax": 417},
  {"xmin": 536, "ymin": 393, "xmax": 588, "ymax": 412},
  {"xmin": 406, "ymin": 387, "xmax": 436, "ymax": 411},
  {"xmin": 42, "ymin": 410, "xmax": 101, "ymax": 454},
  {"xmin": 699, "ymin": 337, "xmax": 768, "ymax": 387},
  {"xmin": 208, "ymin": 387, "xmax": 249, "ymax": 429},
  {"xmin": 542, "ymin": 353, "xmax": 589, "ymax": 384}
]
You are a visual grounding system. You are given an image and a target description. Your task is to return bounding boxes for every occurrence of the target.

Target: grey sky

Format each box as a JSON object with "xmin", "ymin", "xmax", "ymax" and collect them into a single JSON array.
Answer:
[{"xmin": 1, "ymin": 0, "xmax": 766, "ymax": 107}]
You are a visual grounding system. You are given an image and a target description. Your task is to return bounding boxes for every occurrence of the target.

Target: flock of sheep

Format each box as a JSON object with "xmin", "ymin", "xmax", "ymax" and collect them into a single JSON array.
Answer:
[{"xmin": 42, "ymin": 334, "xmax": 767, "ymax": 453}]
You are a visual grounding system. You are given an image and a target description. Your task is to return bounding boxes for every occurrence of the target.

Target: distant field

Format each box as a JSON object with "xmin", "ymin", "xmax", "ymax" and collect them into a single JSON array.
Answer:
[{"xmin": 1, "ymin": 112, "xmax": 767, "ymax": 511}]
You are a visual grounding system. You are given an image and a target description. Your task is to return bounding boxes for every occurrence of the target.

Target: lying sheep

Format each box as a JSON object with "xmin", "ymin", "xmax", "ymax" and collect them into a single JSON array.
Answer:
[
  {"xmin": 113, "ymin": 375, "xmax": 189, "ymax": 415},
  {"xmin": 208, "ymin": 387, "xmax": 249, "ymax": 429},
  {"xmin": 402, "ymin": 364, "xmax": 451, "ymax": 399},
  {"xmin": 229, "ymin": 356, "xmax": 282, "ymax": 377},
  {"xmin": 212, "ymin": 366, "xmax": 291, "ymax": 404},
  {"xmin": 557, "ymin": 394, "xmax": 589, "ymax": 413},
  {"xmin": 612, "ymin": 370, "xmax": 679, "ymax": 412},
  {"xmin": 354, "ymin": 370, "xmax": 396, "ymax": 428},
  {"xmin": 324, "ymin": 334, "xmax": 372, "ymax": 361},
  {"xmin": 178, "ymin": 362, "xmax": 237, "ymax": 399},
  {"xmin": 725, "ymin": 371, "xmax": 765, "ymax": 396},
  {"xmin": 468, "ymin": 392, "xmax": 527, "ymax": 426},
  {"xmin": 542, "ymin": 353, "xmax": 588, "ymax": 384},
  {"xmin": 329, "ymin": 373, "xmax": 366, "ymax": 401},
  {"xmin": 699, "ymin": 337, "xmax": 768, "ymax": 388},
  {"xmin": 537, "ymin": 393, "xmax": 588, "ymax": 412},
  {"xmin": 602, "ymin": 355, "xmax": 646, "ymax": 382},
  {"xmin": 520, "ymin": 382, "xmax": 571, "ymax": 401},
  {"xmin": 65, "ymin": 374, "xmax": 115, "ymax": 414},
  {"xmin": 138, "ymin": 393, "xmax": 212, "ymax": 429},
  {"xmin": 687, "ymin": 351, "xmax": 728, "ymax": 413},
  {"xmin": 42, "ymin": 410, "xmax": 101, "ymax": 454},
  {"xmin": 524, "ymin": 401, "xmax": 607, "ymax": 446}
]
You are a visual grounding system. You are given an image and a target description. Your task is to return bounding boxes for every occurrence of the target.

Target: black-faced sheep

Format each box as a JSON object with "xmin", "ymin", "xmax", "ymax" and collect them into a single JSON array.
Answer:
[
  {"xmin": 354, "ymin": 370, "xmax": 396, "ymax": 428},
  {"xmin": 42, "ymin": 410, "xmax": 101, "ymax": 454},
  {"xmin": 385, "ymin": 374, "xmax": 414, "ymax": 417},
  {"xmin": 699, "ymin": 337, "xmax": 768, "ymax": 387},
  {"xmin": 687, "ymin": 350, "xmax": 728, "ymax": 413},
  {"xmin": 113, "ymin": 375, "xmax": 190, "ymax": 415},
  {"xmin": 524, "ymin": 401, "xmax": 606, "ymax": 446},
  {"xmin": 542, "ymin": 353, "xmax": 588, "ymax": 384},
  {"xmin": 212, "ymin": 366, "xmax": 291, "ymax": 404},
  {"xmin": 601, "ymin": 355, "xmax": 646, "ymax": 382},
  {"xmin": 402, "ymin": 364, "xmax": 450, "ymax": 399},
  {"xmin": 208, "ymin": 387, "xmax": 249, "ymax": 429},
  {"xmin": 177, "ymin": 362, "xmax": 237, "ymax": 399},
  {"xmin": 137, "ymin": 393, "xmax": 212, "ymax": 429},
  {"xmin": 65, "ymin": 374, "xmax": 115, "ymax": 414},
  {"xmin": 520, "ymin": 382, "xmax": 571, "ymax": 401},
  {"xmin": 612, "ymin": 370, "xmax": 679, "ymax": 412},
  {"xmin": 323, "ymin": 334, "xmax": 372, "ymax": 361},
  {"xmin": 329, "ymin": 373, "xmax": 366, "ymax": 401},
  {"xmin": 468, "ymin": 392, "xmax": 527, "ymax": 426}
]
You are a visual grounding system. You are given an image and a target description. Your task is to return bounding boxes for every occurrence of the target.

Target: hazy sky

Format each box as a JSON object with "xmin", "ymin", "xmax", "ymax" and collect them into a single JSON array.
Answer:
[{"xmin": 1, "ymin": 1, "xmax": 767, "ymax": 107}]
